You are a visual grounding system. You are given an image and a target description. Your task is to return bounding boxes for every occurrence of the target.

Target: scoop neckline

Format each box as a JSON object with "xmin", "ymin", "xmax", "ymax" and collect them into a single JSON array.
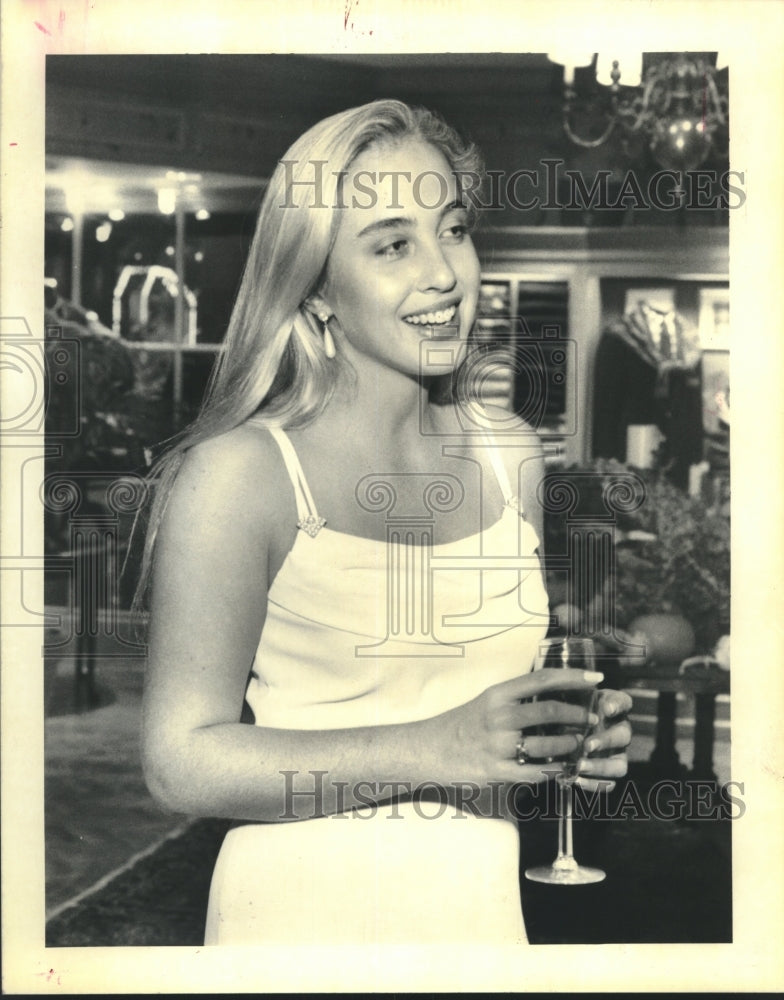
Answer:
[
  {"xmin": 292, "ymin": 501, "xmax": 524, "ymax": 551},
  {"xmin": 268, "ymin": 503, "xmax": 538, "ymax": 595}
]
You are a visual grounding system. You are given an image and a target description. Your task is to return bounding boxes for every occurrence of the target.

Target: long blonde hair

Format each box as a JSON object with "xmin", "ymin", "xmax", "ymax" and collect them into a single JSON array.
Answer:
[{"xmin": 132, "ymin": 99, "xmax": 484, "ymax": 614}]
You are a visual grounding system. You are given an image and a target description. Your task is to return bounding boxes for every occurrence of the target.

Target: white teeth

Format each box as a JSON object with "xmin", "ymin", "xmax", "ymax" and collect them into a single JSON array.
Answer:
[{"xmin": 404, "ymin": 305, "xmax": 457, "ymax": 326}]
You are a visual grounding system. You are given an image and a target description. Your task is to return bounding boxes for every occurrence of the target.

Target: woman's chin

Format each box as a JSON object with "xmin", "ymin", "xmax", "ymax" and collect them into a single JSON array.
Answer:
[
  {"xmin": 422, "ymin": 323, "xmax": 461, "ymax": 342},
  {"xmin": 417, "ymin": 334, "xmax": 467, "ymax": 378}
]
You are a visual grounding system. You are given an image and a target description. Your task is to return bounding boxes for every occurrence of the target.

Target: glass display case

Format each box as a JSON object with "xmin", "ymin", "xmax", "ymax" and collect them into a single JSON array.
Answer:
[{"xmin": 44, "ymin": 157, "xmax": 262, "ymax": 463}]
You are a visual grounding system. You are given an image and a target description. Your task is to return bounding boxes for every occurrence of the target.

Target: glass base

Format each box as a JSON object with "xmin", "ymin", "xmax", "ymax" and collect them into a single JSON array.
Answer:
[{"xmin": 525, "ymin": 862, "xmax": 606, "ymax": 886}]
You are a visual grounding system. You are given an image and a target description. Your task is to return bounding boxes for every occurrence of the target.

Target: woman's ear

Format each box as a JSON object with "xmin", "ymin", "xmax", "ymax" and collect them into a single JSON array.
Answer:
[{"xmin": 303, "ymin": 295, "xmax": 332, "ymax": 323}]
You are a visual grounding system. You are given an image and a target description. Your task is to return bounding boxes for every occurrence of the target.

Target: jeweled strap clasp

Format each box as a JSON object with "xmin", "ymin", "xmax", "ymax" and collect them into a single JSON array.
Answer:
[
  {"xmin": 504, "ymin": 494, "xmax": 527, "ymax": 520},
  {"xmin": 297, "ymin": 514, "xmax": 327, "ymax": 538}
]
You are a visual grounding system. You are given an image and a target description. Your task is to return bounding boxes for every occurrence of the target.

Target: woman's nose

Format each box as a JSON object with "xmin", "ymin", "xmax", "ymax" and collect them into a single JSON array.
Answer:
[{"xmin": 417, "ymin": 241, "xmax": 457, "ymax": 293}]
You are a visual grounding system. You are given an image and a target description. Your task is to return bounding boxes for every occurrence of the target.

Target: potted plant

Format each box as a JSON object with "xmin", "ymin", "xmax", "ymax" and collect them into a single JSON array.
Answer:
[{"xmin": 544, "ymin": 458, "xmax": 730, "ymax": 663}]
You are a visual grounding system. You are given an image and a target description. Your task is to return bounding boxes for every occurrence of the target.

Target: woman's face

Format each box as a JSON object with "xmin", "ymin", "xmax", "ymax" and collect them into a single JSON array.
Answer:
[{"xmin": 318, "ymin": 138, "xmax": 481, "ymax": 379}]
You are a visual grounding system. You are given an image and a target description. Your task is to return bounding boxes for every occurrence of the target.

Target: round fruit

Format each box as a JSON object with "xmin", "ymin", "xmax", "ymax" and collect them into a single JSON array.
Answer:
[{"xmin": 628, "ymin": 613, "xmax": 696, "ymax": 664}]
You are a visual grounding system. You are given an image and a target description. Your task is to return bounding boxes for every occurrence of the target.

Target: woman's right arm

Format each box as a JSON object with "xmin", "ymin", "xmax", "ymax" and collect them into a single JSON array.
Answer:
[{"xmin": 141, "ymin": 428, "xmax": 611, "ymax": 823}]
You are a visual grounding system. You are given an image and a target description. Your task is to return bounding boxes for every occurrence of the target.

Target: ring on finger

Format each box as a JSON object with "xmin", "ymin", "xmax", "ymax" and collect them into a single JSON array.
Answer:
[{"xmin": 515, "ymin": 738, "xmax": 530, "ymax": 766}]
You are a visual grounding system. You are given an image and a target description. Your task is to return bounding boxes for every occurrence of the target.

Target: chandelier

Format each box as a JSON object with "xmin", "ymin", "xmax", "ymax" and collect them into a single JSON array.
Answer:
[{"xmin": 547, "ymin": 52, "xmax": 729, "ymax": 172}]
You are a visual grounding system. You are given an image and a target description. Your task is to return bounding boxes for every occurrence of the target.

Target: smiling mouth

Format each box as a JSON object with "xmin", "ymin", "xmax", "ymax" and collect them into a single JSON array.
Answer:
[{"xmin": 402, "ymin": 304, "xmax": 460, "ymax": 336}]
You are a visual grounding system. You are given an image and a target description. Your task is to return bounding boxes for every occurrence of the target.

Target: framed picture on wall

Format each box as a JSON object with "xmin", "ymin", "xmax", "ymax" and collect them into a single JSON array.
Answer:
[{"xmin": 698, "ymin": 287, "xmax": 731, "ymax": 351}]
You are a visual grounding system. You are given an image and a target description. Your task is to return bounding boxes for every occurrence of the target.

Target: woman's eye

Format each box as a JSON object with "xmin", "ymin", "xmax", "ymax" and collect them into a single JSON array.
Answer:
[
  {"xmin": 441, "ymin": 224, "xmax": 468, "ymax": 242},
  {"xmin": 376, "ymin": 239, "xmax": 409, "ymax": 260}
]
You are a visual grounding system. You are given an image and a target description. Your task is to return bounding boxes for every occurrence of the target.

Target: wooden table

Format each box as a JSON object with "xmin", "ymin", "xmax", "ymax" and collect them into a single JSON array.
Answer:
[{"xmin": 618, "ymin": 661, "xmax": 730, "ymax": 782}]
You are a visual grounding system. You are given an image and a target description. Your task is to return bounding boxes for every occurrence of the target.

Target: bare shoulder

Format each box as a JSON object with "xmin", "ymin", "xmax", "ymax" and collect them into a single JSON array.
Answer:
[{"xmin": 160, "ymin": 421, "xmax": 292, "ymax": 551}]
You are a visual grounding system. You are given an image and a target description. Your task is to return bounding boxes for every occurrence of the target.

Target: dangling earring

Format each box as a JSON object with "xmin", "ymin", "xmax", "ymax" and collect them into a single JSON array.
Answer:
[{"xmin": 319, "ymin": 314, "xmax": 336, "ymax": 359}]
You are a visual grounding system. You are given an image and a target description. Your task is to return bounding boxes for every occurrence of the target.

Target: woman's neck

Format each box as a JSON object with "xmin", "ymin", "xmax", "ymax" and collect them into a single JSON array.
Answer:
[{"xmin": 319, "ymin": 362, "xmax": 441, "ymax": 452}]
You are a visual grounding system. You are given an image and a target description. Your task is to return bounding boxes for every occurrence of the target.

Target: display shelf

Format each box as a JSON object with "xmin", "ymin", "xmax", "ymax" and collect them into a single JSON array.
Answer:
[{"xmin": 476, "ymin": 227, "xmax": 729, "ymax": 465}]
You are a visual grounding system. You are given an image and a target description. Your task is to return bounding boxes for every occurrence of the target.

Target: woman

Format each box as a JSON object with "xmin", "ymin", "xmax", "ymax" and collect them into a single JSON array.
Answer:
[{"xmin": 139, "ymin": 99, "xmax": 632, "ymax": 946}]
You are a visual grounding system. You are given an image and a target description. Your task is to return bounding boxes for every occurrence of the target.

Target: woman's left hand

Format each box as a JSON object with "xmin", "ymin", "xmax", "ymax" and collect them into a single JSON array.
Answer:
[{"xmin": 574, "ymin": 688, "xmax": 633, "ymax": 793}]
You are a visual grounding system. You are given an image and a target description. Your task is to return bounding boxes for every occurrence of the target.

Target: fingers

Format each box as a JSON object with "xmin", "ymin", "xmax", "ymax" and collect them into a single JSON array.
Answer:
[
  {"xmin": 496, "ymin": 745, "xmax": 628, "ymax": 788},
  {"xmin": 498, "ymin": 757, "xmax": 624, "ymax": 791},
  {"xmin": 493, "ymin": 667, "xmax": 604, "ymax": 704},
  {"xmin": 584, "ymin": 719, "xmax": 632, "ymax": 756},
  {"xmin": 493, "ymin": 674, "xmax": 632, "ymax": 715},
  {"xmin": 576, "ymin": 752, "xmax": 628, "ymax": 780},
  {"xmin": 502, "ymin": 697, "xmax": 598, "ymax": 732},
  {"xmin": 473, "ymin": 679, "xmax": 633, "ymax": 791},
  {"xmin": 515, "ymin": 733, "xmax": 584, "ymax": 761},
  {"xmin": 599, "ymin": 688, "xmax": 633, "ymax": 719}
]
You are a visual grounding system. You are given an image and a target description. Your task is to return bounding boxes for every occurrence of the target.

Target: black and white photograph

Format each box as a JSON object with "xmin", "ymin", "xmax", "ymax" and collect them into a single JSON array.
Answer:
[{"xmin": 1, "ymin": 0, "xmax": 783, "ymax": 994}]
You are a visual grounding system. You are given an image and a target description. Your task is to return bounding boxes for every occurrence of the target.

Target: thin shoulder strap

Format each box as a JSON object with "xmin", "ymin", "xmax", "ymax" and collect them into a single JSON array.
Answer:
[
  {"xmin": 267, "ymin": 426, "xmax": 321, "ymax": 524},
  {"xmin": 481, "ymin": 429, "xmax": 521, "ymax": 512}
]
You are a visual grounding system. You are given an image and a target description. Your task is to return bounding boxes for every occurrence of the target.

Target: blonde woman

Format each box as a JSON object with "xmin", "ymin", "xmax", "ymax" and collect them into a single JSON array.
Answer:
[{"xmin": 139, "ymin": 100, "xmax": 631, "ymax": 946}]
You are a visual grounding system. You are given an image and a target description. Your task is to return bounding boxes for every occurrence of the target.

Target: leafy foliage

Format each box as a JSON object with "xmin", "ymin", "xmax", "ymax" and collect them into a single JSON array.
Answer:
[{"xmin": 544, "ymin": 459, "xmax": 730, "ymax": 652}]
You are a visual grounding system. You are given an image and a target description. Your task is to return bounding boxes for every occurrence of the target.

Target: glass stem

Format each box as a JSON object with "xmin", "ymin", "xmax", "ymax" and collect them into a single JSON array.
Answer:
[{"xmin": 556, "ymin": 777, "xmax": 577, "ymax": 868}]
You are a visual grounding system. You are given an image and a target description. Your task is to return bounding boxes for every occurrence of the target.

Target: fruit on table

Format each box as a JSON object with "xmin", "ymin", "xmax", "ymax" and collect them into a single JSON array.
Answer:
[{"xmin": 627, "ymin": 613, "xmax": 696, "ymax": 664}]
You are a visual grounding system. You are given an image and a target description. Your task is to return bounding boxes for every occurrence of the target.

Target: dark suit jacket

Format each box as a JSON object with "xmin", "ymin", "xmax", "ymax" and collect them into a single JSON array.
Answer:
[{"xmin": 592, "ymin": 329, "xmax": 703, "ymax": 489}]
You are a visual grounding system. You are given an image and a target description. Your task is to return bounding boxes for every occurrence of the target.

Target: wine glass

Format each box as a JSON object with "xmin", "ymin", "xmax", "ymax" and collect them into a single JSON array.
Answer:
[{"xmin": 524, "ymin": 636, "xmax": 606, "ymax": 886}]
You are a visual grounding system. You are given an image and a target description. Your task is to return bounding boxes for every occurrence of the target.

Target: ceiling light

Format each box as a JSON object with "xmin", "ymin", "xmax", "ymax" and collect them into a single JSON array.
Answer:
[{"xmin": 548, "ymin": 51, "xmax": 728, "ymax": 171}]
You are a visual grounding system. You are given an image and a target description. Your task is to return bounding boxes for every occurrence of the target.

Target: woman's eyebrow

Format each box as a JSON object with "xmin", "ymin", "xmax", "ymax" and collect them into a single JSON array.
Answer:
[
  {"xmin": 355, "ymin": 216, "xmax": 413, "ymax": 239},
  {"xmin": 355, "ymin": 200, "xmax": 468, "ymax": 240},
  {"xmin": 441, "ymin": 198, "xmax": 468, "ymax": 215}
]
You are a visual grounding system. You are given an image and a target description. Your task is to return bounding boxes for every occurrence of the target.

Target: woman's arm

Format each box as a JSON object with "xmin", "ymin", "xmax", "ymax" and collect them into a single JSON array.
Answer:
[{"xmin": 141, "ymin": 425, "xmax": 620, "ymax": 823}]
